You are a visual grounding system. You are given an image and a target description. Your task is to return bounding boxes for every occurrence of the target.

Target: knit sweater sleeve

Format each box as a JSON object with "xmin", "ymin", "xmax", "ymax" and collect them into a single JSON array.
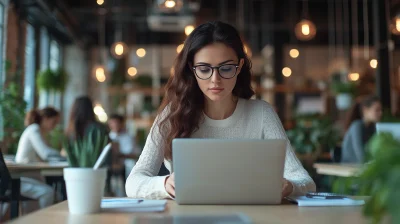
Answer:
[
  {"xmin": 125, "ymin": 113, "xmax": 170, "ymax": 199},
  {"xmin": 261, "ymin": 102, "xmax": 316, "ymax": 196}
]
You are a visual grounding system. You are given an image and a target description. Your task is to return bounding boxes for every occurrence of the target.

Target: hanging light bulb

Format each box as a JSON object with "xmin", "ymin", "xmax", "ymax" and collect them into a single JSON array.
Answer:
[
  {"xmin": 282, "ymin": 67, "xmax": 292, "ymax": 77},
  {"xmin": 136, "ymin": 48, "xmax": 146, "ymax": 58},
  {"xmin": 165, "ymin": 0, "xmax": 176, "ymax": 8},
  {"xmin": 295, "ymin": 19, "xmax": 317, "ymax": 41},
  {"xmin": 185, "ymin": 25, "xmax": 195, "ymax": 36},
  {"xmin": 370, "ymin": 59, "xmax": 378, "ymax": 69},
  {"xmin": 97, "ymin": 0, "xmax": 104, "ymax": 5},
  {"xmin": 289, "ymin": 49, "xmax": 300, "ymax": 58},
  {"xmin": 111, "ymin": 41, "xmax": 128, "ymax": 59},
  {"xmin": 157, "ymin": 0, "xmax": 183, "ymax": 12},
  {"xmin": 391, "ymin": 15, "xmax": 400, "ymax": 35},
  {"xmin": 348, "ymin": 72, "xmax": 360, "ymax": 81},
  {"xmin": 176, "ymin": 44, "xmax": 184, "ymax": 53},
  {"xmin": 93, "ymin": 65, "xmax": 106, "ymax": 82},
  {"xmin": 128, "ymin": 67, "xmax": 138, "ymax": 77}
]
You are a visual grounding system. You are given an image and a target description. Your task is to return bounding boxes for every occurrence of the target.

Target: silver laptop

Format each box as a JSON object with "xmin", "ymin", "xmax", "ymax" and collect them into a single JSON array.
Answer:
[
  {"xmin": 172, "ymin": 139, "xmax": 287, "ymax": 205},
  {"xmin": 376, "ymin": 123, "xmax": 400, "ymax": 139}
]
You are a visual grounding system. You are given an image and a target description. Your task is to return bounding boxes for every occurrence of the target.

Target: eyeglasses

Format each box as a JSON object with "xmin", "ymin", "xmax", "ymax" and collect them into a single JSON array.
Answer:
[{"xmin": 192, "ymin": 64, "xmax": 239, "ymax": 80}]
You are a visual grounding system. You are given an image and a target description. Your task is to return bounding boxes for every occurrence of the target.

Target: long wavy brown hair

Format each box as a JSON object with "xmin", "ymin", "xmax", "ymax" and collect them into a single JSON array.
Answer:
[{"xmin": 154, "ymin": 21, "xmax": 255, "ymax": 160}]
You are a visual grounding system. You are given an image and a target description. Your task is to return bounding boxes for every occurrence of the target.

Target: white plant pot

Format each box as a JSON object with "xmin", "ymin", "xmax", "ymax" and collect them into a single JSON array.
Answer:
[
  {"xmin": 64, "ymin": 168, "xmax": 107, "ymax": 214},
  {"xmin": 336, "ymin": 93, "xmax": 352, "ymax": 110}
]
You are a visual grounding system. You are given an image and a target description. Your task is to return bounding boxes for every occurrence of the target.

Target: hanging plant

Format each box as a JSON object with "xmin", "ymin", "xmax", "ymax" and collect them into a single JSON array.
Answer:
[
  {"xmin": 53, "ymin": 68, "xmax": 69, "ymax": 92},
  {"xmin": 36, "ymin": 68, "xmax": 69, "ymax": 92}
]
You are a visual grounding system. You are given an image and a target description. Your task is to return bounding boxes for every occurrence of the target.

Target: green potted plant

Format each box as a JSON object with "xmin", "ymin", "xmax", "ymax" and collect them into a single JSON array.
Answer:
[
  {"xmin": 333, "ymin": 132, "xmax": 400, "ymax": 223},
  {"xmin": 63, "ymin": 128, "xmax": 109, "ymax": 214},
  {"xmin": 287, "ymin": 113, "xmax": 340, "ymax": 168},
  {"xmin": 36, "ymin": 68, "xmax": 69, "ymax": 93},
  {"xmin": 331, "ymin": 81, "xmax": 357, "ymax": 110}
]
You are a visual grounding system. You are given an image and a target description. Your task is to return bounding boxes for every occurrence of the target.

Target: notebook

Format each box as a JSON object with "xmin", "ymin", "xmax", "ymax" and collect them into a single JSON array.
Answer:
[
  {"xmin": 287, "ymin": 196, "xmax": 365, "ymax": 207},
  {"xmin": 101, "ymin": 198, "xmax": 167, "ymax": 212}
]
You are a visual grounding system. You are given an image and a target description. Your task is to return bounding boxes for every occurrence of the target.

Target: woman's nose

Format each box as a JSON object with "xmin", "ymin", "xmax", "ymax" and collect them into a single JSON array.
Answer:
[{"xmin": 211, "ymin": 68, "xmax": 221, "ymax": 83}]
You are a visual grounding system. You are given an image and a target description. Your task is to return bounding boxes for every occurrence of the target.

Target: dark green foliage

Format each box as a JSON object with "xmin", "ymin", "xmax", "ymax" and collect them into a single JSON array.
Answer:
[
  {"xmin": 333, "ymin": 133, "xmax": 400, "ymax": 223},
  {"xmin": 36, "ymin": 68, "xmax": 68, "ymax": 92},
  {"xmin": 63, "ymin": 129, "xmax": 108, "ymax": 168},
  {"xmin": 331, "ymin": 81, "xmax": 357, "ymax": 96},
  {"xmin": 0, "ymin": 82, "xmax": 27, "ymax": 154},
  {"xmin": 286, "ymin": 114, "xmax": 340, "ymax": 154}
]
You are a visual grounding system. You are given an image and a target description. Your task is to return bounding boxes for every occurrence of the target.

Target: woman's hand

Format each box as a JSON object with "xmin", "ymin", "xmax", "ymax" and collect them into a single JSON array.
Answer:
[
  {"xmin": 164, "ymin": 173, "xmax": 175, "ymax": 197},
  {"xmin": 282, "ymin": 178, "xmax": 294, "ymax": 198}
]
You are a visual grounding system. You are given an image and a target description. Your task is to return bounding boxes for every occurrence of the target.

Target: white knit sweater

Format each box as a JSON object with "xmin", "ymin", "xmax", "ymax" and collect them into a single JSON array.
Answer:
[{"xmin": 126, "ymin": 98, "xmax": 316, "ymax": 199}]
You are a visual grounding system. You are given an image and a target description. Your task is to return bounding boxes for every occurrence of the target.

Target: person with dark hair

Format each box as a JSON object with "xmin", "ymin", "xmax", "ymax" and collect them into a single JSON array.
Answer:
[
  {"xmin": 15, "ymin": 107, "xmax": 61, "ymax": 211},
  {"xmin": 16, "ymin": 107, "xmax": 61, "ymax": 163},
  {"xmin": 341, "ymin": 95, "xmax": 382, "ymax": 163},
  {"xmin": 108, "ymin": 114, "xmax": 139, "ymax": 178},
  {"xmin": 66, "ymin": 96, "xmax": 105, "ymax": 140},
  {"xmin": 126, "ymin": 21, "xmax": 315, "ymax": 199}
]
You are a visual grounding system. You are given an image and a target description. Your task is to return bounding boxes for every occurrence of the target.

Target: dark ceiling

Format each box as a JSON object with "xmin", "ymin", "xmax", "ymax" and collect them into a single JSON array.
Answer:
[{"xmin": 12, "ymin": 0, "xmax": 400, "ymax": 52}]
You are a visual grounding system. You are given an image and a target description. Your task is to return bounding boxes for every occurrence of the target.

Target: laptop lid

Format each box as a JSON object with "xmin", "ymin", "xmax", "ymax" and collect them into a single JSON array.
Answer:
[
  {"xmin": 376, "ymin": 123, "xmax": 400, "ymax": 139},
  {"xmin": 172, "ymin": 139, "xmax": 287, "ymax": 205}
]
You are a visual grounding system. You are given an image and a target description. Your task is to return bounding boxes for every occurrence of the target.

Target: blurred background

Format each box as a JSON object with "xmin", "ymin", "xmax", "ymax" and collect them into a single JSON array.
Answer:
[{"xmin": 1, "ymin": 0, "xmax": 400, "ymax": 193}]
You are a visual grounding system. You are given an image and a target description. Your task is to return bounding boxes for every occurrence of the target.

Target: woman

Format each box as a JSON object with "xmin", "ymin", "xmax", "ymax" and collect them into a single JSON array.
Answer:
[
  {"xmin": 125, "ymin": 21, "xmax": 315, "ymax": 199},
  {"xmin": 15, "ymin": 107, "xmax": 61, "ymax": 210},
  {"xmin": 66, "ymin": 96, "xmax": 108, "ymax": 141},
  {"xmin": 16, "ymin": 107, "xmax": 61, "ymax": 163},
  {"xmin": 341, "ymin": 95, "xmax": 382, "ymax": 163}
]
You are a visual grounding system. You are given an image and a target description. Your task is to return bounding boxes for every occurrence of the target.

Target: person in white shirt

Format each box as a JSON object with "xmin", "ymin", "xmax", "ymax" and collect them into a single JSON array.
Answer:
[
  {"xmin": 15, "ymin": 107, "xmax": 61, "ymax": 210},
  {"xmin": 108, "ymin": 114, "xmax": 139, "ymax": 178},
  {"xmin": 125, "ymin": 21, "xmax": 316, "ymax": 199}
]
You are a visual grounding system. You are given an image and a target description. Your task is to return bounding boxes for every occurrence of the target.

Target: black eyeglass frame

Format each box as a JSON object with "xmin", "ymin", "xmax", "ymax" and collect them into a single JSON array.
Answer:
[{"xmin": 192, "ymin": 64, "xmax": 240, "ymax": 80}]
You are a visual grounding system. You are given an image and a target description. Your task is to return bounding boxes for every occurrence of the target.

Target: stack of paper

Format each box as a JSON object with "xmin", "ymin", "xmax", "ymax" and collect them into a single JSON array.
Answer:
[
  {"xmin": 101, "ymin": 198, "xmax": 167, "ymax": 212},
  {"xmin": 288, "ymin": 196, "xmax": 365, "ymax": 207}
]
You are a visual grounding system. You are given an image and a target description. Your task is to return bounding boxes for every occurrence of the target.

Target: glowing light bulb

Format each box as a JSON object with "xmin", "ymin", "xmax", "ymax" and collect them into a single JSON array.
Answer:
[
  {"xmin": 282, "ymin": 67, "xmax": 292, "ymax": 77},
  {"xmin": 370, "ymin": 59, "xmax": 378, "ymax": 69},
  {"xmin": 97, "ymin": 0, "xmax": 104, "ymax": 5},
  {"xmin": 396, "ymin": 18, "xmax": 400, "ymax": 32},
  {"xmin": 289, "ymin": 49, "xmax": 300, "ymax": 58},
  {"xmin": 165, "ymin": 0, "xmax": 176, "ymax": 8},
  {"xmin": 185, "ymin": 25, "xmax": 194, "ymax": 36},
  {"xmin": 115, "ymin": 43, "xmax": 124, "ymax": 56},
  {"xmin": 95, "ymin": 67, "xmax": 106, "ymax": 82},
  {"xmin": 128, "ymin": 67, "xmax": 137, "ymax": 77},
  {"xmin": 348, "ymin": 72, "xmax": 360, "ymax": 81},
  {"xmin": 301, "ymin": 24, "xmax": 310, "ymax": 35},
  {"xmin": 136, "ymin": 48, "xmax": 146, "ymax": 58}
]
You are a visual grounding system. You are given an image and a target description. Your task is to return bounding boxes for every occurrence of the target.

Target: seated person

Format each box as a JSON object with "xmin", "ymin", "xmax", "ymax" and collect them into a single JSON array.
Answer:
[
  {"xmin": 108, "ymin": 114, "xmax": 140, "ymax": 178},
  {"xmin": 341, "ymin": 95, "xmax": 382, "ymax": 163},
  {"xmin": 15, "ymin": 107, "xmax": 61, "ymax": 210},
  {"xmin": 125, "ymin": 21, "xmax": 315, "ymax": 199}
]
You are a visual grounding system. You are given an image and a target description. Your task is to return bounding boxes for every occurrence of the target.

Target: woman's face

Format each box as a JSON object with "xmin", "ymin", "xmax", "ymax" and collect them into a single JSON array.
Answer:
[
  {"xmin": 363, "ymin": 101, "xmax": 382, "ymax": 123},
  {"xmin": 41, "ymin": 116, "xmax": 60, "ymax": 132},
  {"xmin": 193, "ymin": 43, "xmax": 244, "ymax": 103}
]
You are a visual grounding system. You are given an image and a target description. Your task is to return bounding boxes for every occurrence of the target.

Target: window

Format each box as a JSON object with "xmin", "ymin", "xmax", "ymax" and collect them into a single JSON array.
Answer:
[
  {"xmin": 49, "ymin": 40, "xmax": 60, "ymax": 70},
  {"xmin": 38, "ymin": 27, "xmax": 50, "ymax": 108},
  {"xmin": 23, "ymin": 23, "xmax": 36, "ymax": 110}
]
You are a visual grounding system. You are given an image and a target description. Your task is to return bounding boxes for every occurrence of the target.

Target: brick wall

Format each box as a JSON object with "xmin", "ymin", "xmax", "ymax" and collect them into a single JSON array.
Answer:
[{"xmin": 5, "ymin": 2, "xmax": 26, "ymax": 87}]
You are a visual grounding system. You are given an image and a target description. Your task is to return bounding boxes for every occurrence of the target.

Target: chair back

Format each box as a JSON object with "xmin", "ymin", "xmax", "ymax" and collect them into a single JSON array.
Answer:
[{"xmin": 0, "ymin": 149, "xmax": 12, "ymax": 196}]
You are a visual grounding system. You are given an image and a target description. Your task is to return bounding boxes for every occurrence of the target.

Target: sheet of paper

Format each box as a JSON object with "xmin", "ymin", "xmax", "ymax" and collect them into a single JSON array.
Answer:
[{"xmin": 289, "ymin": 196, "xmax": 365, "ymax": 207}]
